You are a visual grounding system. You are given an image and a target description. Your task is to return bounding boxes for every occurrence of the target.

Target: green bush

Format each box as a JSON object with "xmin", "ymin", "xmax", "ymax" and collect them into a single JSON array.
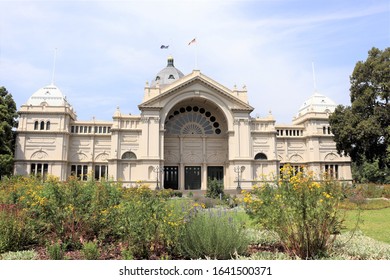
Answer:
[
  {"xmin": 178, "ymin": 208, "xmax": 249, "ymax": 259},
  {"xmin": 46, "ymin": 242, "xmax": 65, "ymax": 260},
  {"xmin": 332, "ymin": 231, "xmax": 390, "ymax": 260},
  {"xmin": 0, "ymin": 250, "xmax": 38, "ymax": 260},
  {"xmin": 0, "ymin": 207, "xmax": 36, "ymax": 253},
  {"xmin": 244, "ymin": 165, "xmax": 345, "ymax": 259},
  {"xmin": 206, "ymin": 178, "xmax": 225, "ymax": 199},
  {"xmin": 383, "ymin": 185, "xmax": 390, "ymax": 198},
  {"xmin": 118, "ymin": 186, "xmax": 186, "ymax": 259},
  {"xmin": 81, "ymin": 241, "xmax": 100, "ymax": 260}
]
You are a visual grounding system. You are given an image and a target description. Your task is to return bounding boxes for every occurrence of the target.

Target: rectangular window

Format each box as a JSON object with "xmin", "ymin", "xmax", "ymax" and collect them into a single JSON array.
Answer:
[
  {"xmin": 71, "ymin": 165, "xmax": 76, "ymax": 176},
  {"xmin": 31, "ymin": 164, "xmax": 36, "ymax": 175},
  {"xmin": 71, "ymin": 164, "xmax": 88, "ymax": 181},
  {"xmin": 30, "ymin": 163, "xmax": 49, "ymax": 179},
  {"xmin": 325, "ymin": 164, "xmax": 338, "ymax": 179},
  {"xmin": 83, "ymin": 165, "xmax": 88, "ymax": 181},
  {"xmin": 43, "ymin": 164, "xmax": 48, "ymax": 179},
  {"xmin": 37, "ymin": 163, "xmax": 42, "ymax": 175},
  {"xmin": 94, "ymin": 165, "xmax": 100, "ymax": 180},
  {"xmin": 77, "ymin": 165, "xmax": 82, "ymax": 178},
  {"xmin": 88, "ymin": 126, "xmax": 92, "ymax": 133},
  {"xmin": 94, "ymin": 165, "xmax": 108, "ymax": 181}
]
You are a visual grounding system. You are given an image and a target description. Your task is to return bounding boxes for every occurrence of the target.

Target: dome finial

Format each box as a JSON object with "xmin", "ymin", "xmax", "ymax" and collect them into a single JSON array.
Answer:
[{"xmin": 167, "ymin": 56, "xmax": 174, "ymax": 67}]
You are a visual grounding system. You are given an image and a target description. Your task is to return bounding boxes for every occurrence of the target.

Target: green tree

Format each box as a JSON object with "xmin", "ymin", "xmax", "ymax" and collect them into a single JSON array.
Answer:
[
  {"xmin": 329, "ymin": 47, "xmax": 390, "ymax": 182},
  {"xmin": 0, "ymin": 87, "xmax": 18, "ymax": 179}
]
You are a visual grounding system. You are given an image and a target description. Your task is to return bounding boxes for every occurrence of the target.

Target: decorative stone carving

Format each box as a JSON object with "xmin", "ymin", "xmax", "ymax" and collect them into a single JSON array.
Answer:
[
  {"xmin": 31, "ymin": 150, "xmax": 48, "ymax": 160},
  {"xmin": 183, "ymin": 151, "xmax": 202, "ymax": 163},
  {"xmin": 324, "ymin": 153, "xmax": 337, "ymax": 161},
  {"xmin": 71, "ymin": 152, "xmax": 88, "ymax": 162},
  {"xmin": 206, "ymin": 152, "xmax": 226, "ymax": 163},
  {"xmin": 95, "ymin": 152, "xmax": 109, "ymax": 162},
  {"xmin": 164, "ymin": 151, "xmax": 179, "ymax": 163},
  {"xmin": 290, "ymin": 154, "xmax": 304, "ymax": 162}
]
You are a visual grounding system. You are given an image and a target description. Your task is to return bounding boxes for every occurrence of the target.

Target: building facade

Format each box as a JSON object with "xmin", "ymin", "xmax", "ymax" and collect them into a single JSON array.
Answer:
[{"xmin": 14, "ymin": 57, "xmax": 352, "ymax": 190}]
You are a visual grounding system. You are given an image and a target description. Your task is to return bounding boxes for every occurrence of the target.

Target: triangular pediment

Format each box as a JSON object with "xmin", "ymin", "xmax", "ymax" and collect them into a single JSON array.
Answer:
[{"xmin": 139, "ymin": 70, "xmax": 254, "ymax": 112}]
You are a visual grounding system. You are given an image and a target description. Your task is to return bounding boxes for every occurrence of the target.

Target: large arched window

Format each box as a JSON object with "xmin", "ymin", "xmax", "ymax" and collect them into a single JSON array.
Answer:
[
  {"xmin": 254, "ymin": 153, "xmax": 267, "ymax": 160},
  {"xmin": 165, "ymin": 105, "xmax": 222, "ymax": 135},
  {"xmin": 40, "ymin": 121, "xmax": 45, "ymax": 130},
  {"xmin": 121, "ymin": 151, "xmax": 137, "ymax": 160}
]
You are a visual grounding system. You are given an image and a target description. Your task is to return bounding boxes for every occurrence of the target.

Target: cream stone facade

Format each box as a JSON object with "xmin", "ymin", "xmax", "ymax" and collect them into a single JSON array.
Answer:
[{"xmin": 14, "ymin": 57, "xmax": 352, "ymax": 190}]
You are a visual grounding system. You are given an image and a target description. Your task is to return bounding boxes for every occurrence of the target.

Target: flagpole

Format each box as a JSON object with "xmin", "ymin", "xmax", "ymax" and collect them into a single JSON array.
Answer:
[{"xmin": 195, "ymin": 40, "xmax": 198, "ymax": 69}]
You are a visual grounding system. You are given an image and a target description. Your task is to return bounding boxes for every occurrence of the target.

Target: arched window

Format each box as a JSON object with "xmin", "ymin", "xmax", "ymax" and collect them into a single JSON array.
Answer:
[
  {"xmin": 323, "ymin": 126, "xmax": 326, "ymax": 134},
  {"xmin": 34, "ymin": 121, "xmax": 39, "ymax": 130},
  {"xmin": 164, "ymin": 106, "xmax": 222, "ymax": 135},
  {"xmin": 254, "ymin": 153, "xmax": 267, "ymax": 160},
  {"xmin": 40, "ymin": 121, "xmax": 45, "ymax": 130},
  {"xmin": 46, "ymin": 121, "xmax": 51, "ymax": 130},
  {"xmin": 121, "ymin": 151, "xmax": 137, "ymax": 160}
]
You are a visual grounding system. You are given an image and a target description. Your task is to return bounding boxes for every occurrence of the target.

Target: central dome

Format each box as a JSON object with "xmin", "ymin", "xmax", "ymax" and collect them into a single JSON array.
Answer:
[{"xmin": 150, "ymin": 56, "xmax": 184, "ymax": 87}]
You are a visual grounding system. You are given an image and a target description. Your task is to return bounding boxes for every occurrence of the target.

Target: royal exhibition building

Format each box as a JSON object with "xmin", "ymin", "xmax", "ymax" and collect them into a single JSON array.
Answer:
[{"xmin": 14, "ymin": 56, "xmax": 352, "ymax": 190}]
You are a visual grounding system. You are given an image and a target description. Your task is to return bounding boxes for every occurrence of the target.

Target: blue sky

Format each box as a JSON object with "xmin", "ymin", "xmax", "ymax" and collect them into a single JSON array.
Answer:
[{"xmin": 0, "ymin": 0, "xmax": 389, "ymax": 123}]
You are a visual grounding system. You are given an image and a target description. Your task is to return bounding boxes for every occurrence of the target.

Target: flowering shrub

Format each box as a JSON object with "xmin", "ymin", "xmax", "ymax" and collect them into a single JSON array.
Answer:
[
  {"xmin": 0, "ymin": 206, "xmax": 36, "ymax": 253},
  {"xmin": 118, "ymin": 186, "xmax": 187, "ymax": 259},
  {"xmin": 244, "ymin": 165, "xmax": 344, "ymax": 259}
]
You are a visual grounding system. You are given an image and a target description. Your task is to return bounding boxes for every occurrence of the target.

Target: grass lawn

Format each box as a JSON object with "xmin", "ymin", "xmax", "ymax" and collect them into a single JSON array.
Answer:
[{"xmin": 343, "ymin": 207, "xmax": 390, "ymax": 244}]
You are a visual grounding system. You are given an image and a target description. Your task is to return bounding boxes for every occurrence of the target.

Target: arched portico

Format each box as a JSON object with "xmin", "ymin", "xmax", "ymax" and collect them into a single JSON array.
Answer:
[{"xmin": 162, "ymin": 97, "xmax": 229, "ymax": 190}]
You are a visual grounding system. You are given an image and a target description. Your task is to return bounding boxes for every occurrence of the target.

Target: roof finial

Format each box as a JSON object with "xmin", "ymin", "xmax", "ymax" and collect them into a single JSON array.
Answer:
[
  {"xmin": 51, "ymin": 48, "xmax": 58, "ymax": 85},
  {"xmin": 167, "ymin": 55, "xmax": 174, "ymax": 67}
]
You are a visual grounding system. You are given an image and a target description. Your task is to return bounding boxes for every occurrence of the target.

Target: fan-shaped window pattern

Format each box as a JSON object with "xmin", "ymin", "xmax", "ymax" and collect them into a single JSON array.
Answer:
[
  {"xmin": 165, "ymin": 106, "xmax": 222, "ymax": 135},
  {"xmin": 254, "ymin": 153, "xmax": 267, "ymax": 160},
  {"xmin": 121, "ymin": 151, "xmax": 137, "ymax": 160}
]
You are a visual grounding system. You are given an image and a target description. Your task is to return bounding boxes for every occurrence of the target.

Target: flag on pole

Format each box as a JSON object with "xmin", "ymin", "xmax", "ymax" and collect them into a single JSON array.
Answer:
[
  {"xmin": 188, "ymin": 38, "xmax": 196, "ymax": 45},
  {"xmin": 160, "ymin": 45, "xmax": 169, "ymax": 49}
]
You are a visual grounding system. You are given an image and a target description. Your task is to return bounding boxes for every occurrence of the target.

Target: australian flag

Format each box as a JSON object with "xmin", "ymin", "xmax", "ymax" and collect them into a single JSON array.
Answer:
[{"xmin": 160, "ymin": 45, "xmax": 169, "ymax": 49}]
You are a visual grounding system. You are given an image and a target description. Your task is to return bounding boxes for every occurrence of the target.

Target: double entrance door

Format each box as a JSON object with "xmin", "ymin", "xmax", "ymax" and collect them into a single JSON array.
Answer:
[{"xmin": 163, "ymin": 166, "xmax": 223, "ymax": 190}]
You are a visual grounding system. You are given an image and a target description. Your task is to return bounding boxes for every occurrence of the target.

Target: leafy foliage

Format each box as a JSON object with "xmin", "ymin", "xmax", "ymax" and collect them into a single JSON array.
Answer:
[
  {"xmin": 0, "ymin": 250, "xmax": 38, "ymax": 260},
  {"xmin": 329, "ymin": 47, "xmax": 390, "ymax": 182},
  {"xmin": 244, "ymin": 165, "xmax": 345, "ymax": 259},
  {"xmin": 206, "ymin": 178, "xmax": 225, "ymax": 199},
  {"xmin": 0, "ymin": 206, "xmax": 36, "ymax": 253},
  {"xmin": 81, "ymin": 241, "xmax": 100, "ymax": 260},
  {"xmin": 0, "ymin": 87, "xmax": 18, "ymax": 179}
]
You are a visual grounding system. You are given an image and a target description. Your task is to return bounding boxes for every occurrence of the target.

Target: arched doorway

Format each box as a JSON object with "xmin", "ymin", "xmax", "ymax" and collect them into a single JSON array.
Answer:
[{"xmin": 163, "ymin": 98, "xmax": 228, "ymax": 190}]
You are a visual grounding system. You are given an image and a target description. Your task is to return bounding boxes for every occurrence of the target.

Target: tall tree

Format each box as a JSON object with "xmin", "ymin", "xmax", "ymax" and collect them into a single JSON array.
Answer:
[
  {"xmin": 0, "ymin": 87, "xmax": 18, "ymax": 179},
  {"xmin": 329, "ymin": 47, "xmax": 390, "ymax": 179}
]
